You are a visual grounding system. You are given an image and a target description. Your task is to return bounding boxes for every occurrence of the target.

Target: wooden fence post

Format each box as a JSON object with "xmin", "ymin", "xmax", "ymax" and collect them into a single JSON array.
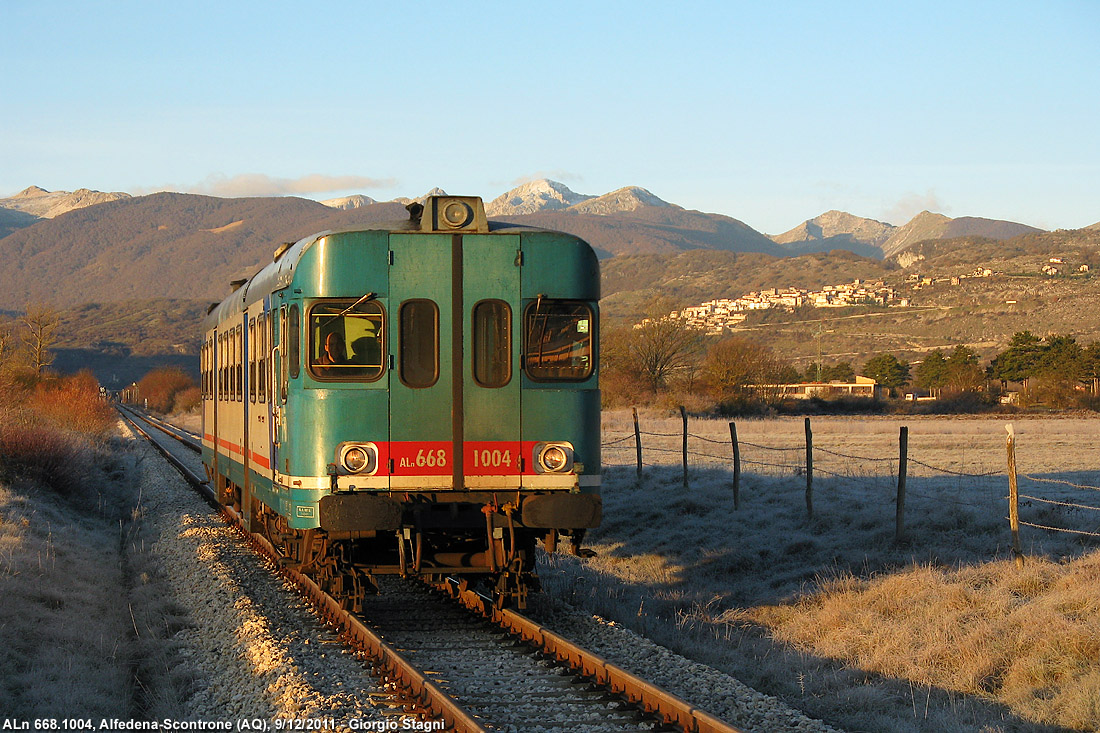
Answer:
[
  {"xmin": 1006, "ymin": 424, "xmax": 1024, "ymax": 568},
  {"xmin": 804, "ymin": 417, "xmax": 813, "ymax": 519},
  {"xmin": 680, "ymin": 405, "xmax": 689, "ymax": 489},
  {"xmin": 729, "ymin": 421, "xmax": 740, "ymax": 510},
  {"xmin": 632, "ymin": 407, "xmax": 642, "ymax": 481},
  {"xmin": 896, "ymin": 426, "xmax": 908, "ymax": 542}
]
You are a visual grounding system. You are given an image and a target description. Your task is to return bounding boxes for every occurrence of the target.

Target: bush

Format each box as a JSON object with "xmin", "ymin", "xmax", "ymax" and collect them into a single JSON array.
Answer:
[
  {"xmin": 0, "ymin": 411, "xmax": 95, "ymax": 493},
  {"xmin": 0, "ymin": 371, "xmax": 112, "ymax": 493},
  {"xmin": 171, "ymin": 386, "xmax": 201, "ymax": 414},
  {"xmin": 135, "ymin": 367, "xmax": 197, "ymax": 413},
  {"xmin": 26, "ymin": 371, "xmax": 115, "ymax": 437}
]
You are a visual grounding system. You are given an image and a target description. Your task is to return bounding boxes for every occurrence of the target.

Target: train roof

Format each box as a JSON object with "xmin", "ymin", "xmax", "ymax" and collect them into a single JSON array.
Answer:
[{"xmin": 201, "ymin": 196, "xmax": 592, "ymax": 331}]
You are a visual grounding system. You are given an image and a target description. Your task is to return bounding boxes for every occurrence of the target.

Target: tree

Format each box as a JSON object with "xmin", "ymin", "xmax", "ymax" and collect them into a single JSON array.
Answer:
[
  {"xmin": 943, "ymin": 345, "xmax": 984, "ymax": 394},
  {"xmin": 19, "ymin": 303, "xmax": 59, "ymax": 377},
  {"xmin": 1035, "ymin": 334, "xmax": 1083, "ymax": 381},
  {"xmin": 0, "ymin": 318, "xmax": 13, "ymax": 372},
  {"xmin": 913, "ymin": 349, "xmax": 948, "ymax": 396},
  {"xmin": 702, "ymin": 336, "xmax": 790, "ymax": 406},
  {"xmin": 613, "ymin": 317, "xmax": 705, "ymax": 394},
  {"xmin": 861, "ymin": 354, "xmax": 910, "ymax": 394},
  {"xmin": 988, "ymin": 331, "xmax": 1043, "ymax": 384},
  {"xmin": 821, "ymin": 362, "xmax": 855, "ymax": 382}
]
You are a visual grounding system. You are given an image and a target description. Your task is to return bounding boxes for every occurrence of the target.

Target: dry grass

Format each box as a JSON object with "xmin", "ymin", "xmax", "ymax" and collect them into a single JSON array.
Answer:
[
  {"xmin": 0, "ymin": 436, "xmax": 193, "ymax": 720},
  {"xmin": 0, "ymin": 372, "xmax": 115, "ymax": 492},
  {"xmin": 742, "ymin": 555, "xmax": 1100, "ymax": 729},
  {"xmin": 538, "ymin": 410, "xmax": 1100, "ymax": 732},
  {"xmin": 0, "ymin": 369, "xmax": 192, "ymax": 718}
]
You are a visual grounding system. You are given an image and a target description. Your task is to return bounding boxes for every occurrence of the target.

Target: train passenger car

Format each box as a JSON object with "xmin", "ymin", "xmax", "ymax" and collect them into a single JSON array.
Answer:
[{"xmin": 198, "ymin": 195, "xmax": 600, "ymax": 607}]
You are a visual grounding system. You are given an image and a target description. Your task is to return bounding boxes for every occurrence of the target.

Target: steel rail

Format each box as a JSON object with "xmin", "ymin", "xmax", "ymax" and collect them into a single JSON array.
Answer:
[
  {"xmin": 118, "ymin": 405, "xmax": 201, "ymax": 453},
  {"xmin": 126, "ymin": 408, "xmax": 744, "ymax": 732},
  {"xmin": 117, "ymin": 408, "xmax": 488, "ymax": 733},
  {"xmin": 435, "ymin": 578, "xmax": 745, "ymax": 733}
]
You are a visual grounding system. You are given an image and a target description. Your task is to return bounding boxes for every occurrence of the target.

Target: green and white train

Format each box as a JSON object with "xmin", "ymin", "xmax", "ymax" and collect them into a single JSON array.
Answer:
[{"xmin": 200, "ymin": 195, "xmax": 600, "ymax": 607}]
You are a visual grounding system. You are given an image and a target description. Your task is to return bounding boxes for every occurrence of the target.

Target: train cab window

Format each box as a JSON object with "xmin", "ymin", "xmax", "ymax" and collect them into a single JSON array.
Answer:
[
  {"xmin": 288, "ymin": 304, "xmax": 301, "ymax": 380},
  {"xmin": 524, "ymin": 300, "xmax": 594, "ymax": 381},
  {"xmin": 473, "ymin": 300, "xmax": 511, "ymax": 388},
  {"xmin": 307, "ymin": 300, "xmax": 385, "ymax": 381},
  {"xmin": 399, "ymin": 300, "xmax": 439, "ymax": 388}
]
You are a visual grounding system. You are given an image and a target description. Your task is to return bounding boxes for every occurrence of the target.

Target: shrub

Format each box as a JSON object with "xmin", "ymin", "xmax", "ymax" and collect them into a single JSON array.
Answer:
[
  {"xmin": 135, "ymin": 367, "xmax": 197, "ymax": 413},
  {"xmin": 171, "ymin": 386, "xmax": 201, "ymax": 414},
  {"xmin": 26, "ymin": 371, "xmax": 115, "ymax": 438},
  {"xmin": 0, "ymin": 411, "xmax": 94, "ymax": 493}
]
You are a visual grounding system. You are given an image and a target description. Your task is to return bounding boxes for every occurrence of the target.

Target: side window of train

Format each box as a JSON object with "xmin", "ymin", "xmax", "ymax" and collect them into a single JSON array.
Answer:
[
  {"xmin": 235, "ymin": 325, "xmax": 244, "ymax": 401},
  {"xmin": 223, "ymin": 332, "xmax": 229, "ymax": 401},
  {"xmin": 399, "ymin": 300, "xmax": 439, "ymax": 388},
  {"xmin": 257, "ymin": 313, "xmax": 266, "ymax": 403},
  {"xmin": 248, "ymin": 318, "xmax": 257, "ymax": 403},
  {"xmin": 218, "ymin": 333, "xmax": 225, "ymax": 401},
  {"xmin": 523, "ymin": 300, "xmax": 594, "ymax": 381},
  {"xmin": 288, "ymin": 304, "xmax": 301, "ymax": 380},
  {"xmin": 307, "ymin": 300, "xmax": 385, "ymax": 381},
  {"xmin": 472, "ymin": 300, "xmax": 511, "ymax": 388},
  {"xmin": 229, "ymin": 329, "xmax": 235, "ymax": 402}
]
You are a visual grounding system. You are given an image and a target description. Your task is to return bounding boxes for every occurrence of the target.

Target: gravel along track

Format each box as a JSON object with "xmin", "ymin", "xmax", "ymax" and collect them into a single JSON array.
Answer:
[
  {"xmin": 119, "ymin": 419, "xmax": 395, "ymax": 723},
  {"xmin": 523, "ymin": 598, "xmax": 843, "ymax": 733},
  {"xmin": 138, "ymin": 412, "xmax": 841, "ymax": 732},
  {"xmin": 361, "ymin": 580, "xmax": 653, "ymax": 732}
]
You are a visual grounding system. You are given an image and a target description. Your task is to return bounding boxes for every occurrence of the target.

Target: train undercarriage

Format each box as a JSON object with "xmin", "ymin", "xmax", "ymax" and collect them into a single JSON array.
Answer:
[{"xmin": 214, "ymin": 473, "xmax": 592, "ymax": 609}]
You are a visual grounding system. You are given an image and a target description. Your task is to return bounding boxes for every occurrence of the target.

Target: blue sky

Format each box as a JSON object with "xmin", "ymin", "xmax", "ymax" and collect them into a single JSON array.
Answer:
[{"xmin": 2, "ymin": 1, "xmax": 1097, "ymax": 234}]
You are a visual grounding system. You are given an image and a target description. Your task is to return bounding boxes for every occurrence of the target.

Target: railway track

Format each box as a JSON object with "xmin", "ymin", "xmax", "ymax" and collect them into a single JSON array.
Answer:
[{"xmin": 118, "ymin": 406, "xmax": 745, "ymax": 732}]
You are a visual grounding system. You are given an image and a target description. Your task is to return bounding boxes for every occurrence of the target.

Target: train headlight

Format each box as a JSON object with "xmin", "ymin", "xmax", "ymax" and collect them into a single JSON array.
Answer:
[
  {"xmin": 535, "ymin": 442, "xmax": 574, "ymax": 474},
  {"xmin": 441, "ymin": 200, "xmax": 473, "ymax": 228},
  {"xmin": 338, "ymin": 443, "xmax": 378, "ymax": 474}
]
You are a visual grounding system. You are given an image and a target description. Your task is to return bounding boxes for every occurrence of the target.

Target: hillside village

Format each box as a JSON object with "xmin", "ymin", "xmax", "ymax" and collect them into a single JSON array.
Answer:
[
  {"xmin": 640, "ymin": 279, "xmax": 905, "ymax": 334},
  {"xmin": 646, "ymin": 257, "xmax": 1091, "ymax": 335}
]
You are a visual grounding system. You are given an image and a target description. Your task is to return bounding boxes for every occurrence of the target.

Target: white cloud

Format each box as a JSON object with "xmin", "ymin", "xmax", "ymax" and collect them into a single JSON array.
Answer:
[
  {"xmin": 882, "ymin": 190, "xmax": 950, "ymax": 225},
  {"xmin": 141, "ymin": 173, "xmax": 396, "ymax": 197},
  {"xmin": 503, "ymin": 171, "xmax": 585, "ymax": 187}
]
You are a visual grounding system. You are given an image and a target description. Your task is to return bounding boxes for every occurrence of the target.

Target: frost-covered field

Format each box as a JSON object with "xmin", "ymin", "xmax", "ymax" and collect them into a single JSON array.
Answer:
[{"xmin": 538, "ymin": 410, "xmax": 1100, "ymax": 733}]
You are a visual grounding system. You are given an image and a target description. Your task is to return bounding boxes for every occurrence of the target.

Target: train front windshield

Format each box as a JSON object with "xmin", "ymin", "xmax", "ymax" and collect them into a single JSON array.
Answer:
[
  {"xmin": 524, "ymin": 301, "xmax": 594, "ymax": 381},
  {"xmin": 308, "ymin": 300, "xmax": 385, "ymax": 380}
]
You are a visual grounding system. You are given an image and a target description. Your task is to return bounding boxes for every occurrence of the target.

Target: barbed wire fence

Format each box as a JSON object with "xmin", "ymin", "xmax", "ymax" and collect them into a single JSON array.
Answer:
[
  {"xmin": 1003, "ymin": 425, "xmax": 1100, "ymax": 566},
  {"xmin": 602, "ymin": 409, "xmax": 1100, "ymax": 549}
]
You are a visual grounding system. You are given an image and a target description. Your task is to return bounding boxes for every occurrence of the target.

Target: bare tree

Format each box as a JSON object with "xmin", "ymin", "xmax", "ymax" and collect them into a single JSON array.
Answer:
[
  {"xmin": 0, "ymin": 319, "xmax": 12, "ymax": 371},
  {"xmin": 20, "ymin": 303, "xmax": 60, "ymax": 377},
  {"xmin": 617, "ymin": 316, "xmax": 706, "ymax": 393},
  {"xmin": 703, "ymin": 336, "xmax": 791, "ymax": 406}
]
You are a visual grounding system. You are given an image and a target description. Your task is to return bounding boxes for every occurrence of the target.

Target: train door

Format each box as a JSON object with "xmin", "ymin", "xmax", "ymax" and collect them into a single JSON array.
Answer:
[
  {"xmin": 272, "ymin": 302, "xmax": 295, "ymax": 473},
  {"xmin": 388, "ymin": 234, "xmax": 454, "ymax": 489},
  {"xmin": 462, "ymin": 234, "xmax": 522, "ymax": 487},
  {"xmin": 243, "ymin": 302, "xmax": 270, "ymax": 530}
]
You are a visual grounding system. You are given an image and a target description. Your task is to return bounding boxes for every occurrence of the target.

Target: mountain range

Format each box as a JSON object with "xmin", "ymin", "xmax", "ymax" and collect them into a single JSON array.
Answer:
[
  {"xmin": 1, "ymin": 180, "xmax": 1097, "ymax": 386},
  {"xmin": 0, "ymin": 179, "xmax": 1091, "ymax": 312}
]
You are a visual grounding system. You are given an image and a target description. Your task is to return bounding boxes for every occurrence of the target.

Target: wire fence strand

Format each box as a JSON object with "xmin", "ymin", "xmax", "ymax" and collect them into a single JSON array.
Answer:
[
  {"xmin": 1021, "ymin": 474, "xmax": 1100, "ymax": 492},
  {"xmin": 1018, "ymin": 520, "xmax": 1100, "ymax": 538},
  {"xmin": 603, "ymin": 411, "xmax": 1100, "ymax": 548}
]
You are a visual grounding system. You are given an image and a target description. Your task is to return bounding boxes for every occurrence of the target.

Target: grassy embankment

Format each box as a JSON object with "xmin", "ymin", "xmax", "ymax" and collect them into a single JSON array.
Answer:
[{"xmin": 0, "ymin": 372, "xmax": 191, "ymax": 719}]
